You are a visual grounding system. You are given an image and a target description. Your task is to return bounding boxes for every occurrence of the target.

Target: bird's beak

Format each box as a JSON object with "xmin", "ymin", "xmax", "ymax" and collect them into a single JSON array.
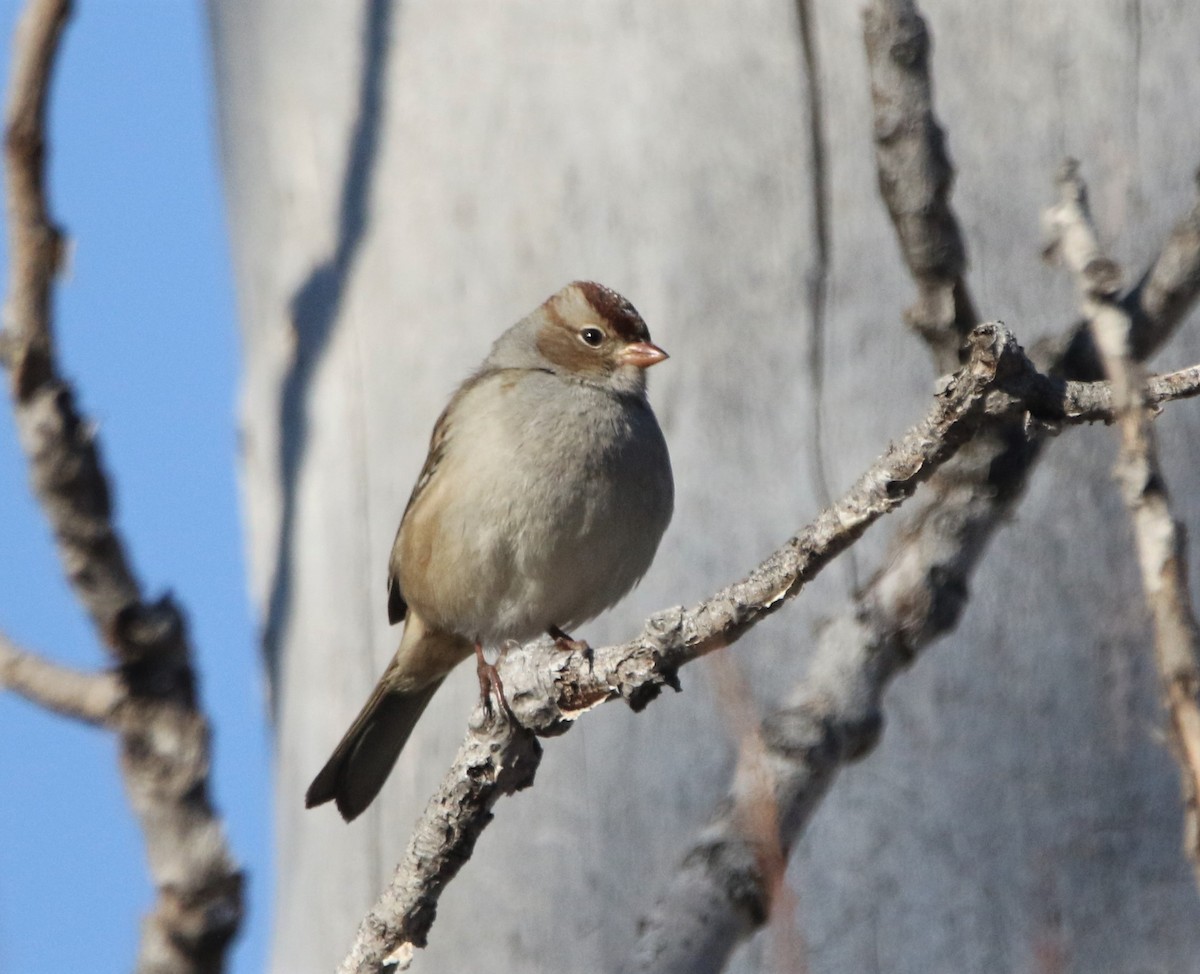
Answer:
[{"xmin": 620, "ymin": 341, "xmax": 669, "ymax": 369}]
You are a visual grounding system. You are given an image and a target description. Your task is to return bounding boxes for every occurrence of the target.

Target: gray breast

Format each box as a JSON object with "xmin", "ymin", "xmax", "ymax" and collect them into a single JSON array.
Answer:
[{"xmin": 456, "ymin": 370, "xmax": 673, "ymax": 642}]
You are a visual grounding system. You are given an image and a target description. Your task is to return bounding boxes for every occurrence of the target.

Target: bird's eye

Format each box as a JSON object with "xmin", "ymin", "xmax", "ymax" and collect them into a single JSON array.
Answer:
[{"xmin": 579, "ymin": 327, "xmax": 605, "ymax": 348}]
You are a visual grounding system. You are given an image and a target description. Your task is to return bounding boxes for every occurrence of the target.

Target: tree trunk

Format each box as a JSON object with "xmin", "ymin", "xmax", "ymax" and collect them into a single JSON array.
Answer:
[{"xmin": 206, "ymin": 0, "xmax": 1200, "ymax": 970}]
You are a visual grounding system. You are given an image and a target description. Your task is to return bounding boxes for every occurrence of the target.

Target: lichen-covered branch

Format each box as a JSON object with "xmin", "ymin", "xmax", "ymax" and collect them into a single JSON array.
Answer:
[
  {"xmin": 1045, "ymin": 160, "xmax": 1200, "ymax": 885},
  {"xmin": 2, "ymin": 0, "xmax": 243, "ymax": 970}
]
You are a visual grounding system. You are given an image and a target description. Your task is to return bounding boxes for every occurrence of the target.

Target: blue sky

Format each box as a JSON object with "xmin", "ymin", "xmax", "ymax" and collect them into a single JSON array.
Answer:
[{"xmin": 0, "ymin": 2, "xmax": 271, "ymax": 972}]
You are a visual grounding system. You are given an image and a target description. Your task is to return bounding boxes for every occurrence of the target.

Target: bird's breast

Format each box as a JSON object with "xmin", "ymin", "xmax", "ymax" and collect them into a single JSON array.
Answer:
[{"xmin": 398, "ymin": 372, "xmax": 672, "ymax": 644}]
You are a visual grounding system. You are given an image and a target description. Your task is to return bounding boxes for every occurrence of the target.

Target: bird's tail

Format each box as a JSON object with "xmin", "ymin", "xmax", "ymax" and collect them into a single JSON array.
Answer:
[{"xmin": 305, "ymin": 618, "xmax": 470, "ymax": 821}]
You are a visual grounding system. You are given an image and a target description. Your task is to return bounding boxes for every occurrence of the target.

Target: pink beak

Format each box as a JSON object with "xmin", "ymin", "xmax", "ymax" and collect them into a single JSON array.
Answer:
[{"xmin": 620, "ymin": 341, "xmax": 669, "ymax": 369}]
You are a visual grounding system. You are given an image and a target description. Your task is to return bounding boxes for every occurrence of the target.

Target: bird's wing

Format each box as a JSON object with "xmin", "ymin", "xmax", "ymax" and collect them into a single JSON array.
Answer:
[{"xmin": 385, "ymin": 368, "xmax": 498, "ymax": 625}]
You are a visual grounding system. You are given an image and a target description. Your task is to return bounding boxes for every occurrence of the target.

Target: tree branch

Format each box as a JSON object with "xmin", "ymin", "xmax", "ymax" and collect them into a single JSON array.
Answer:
[
  {"xmin": 864, "ymin": 0, "xmax": 977, "ymax": 371},
  {"xmin": 1052, "ymin": 363, "xmax": 1200, "ymax": 421},
  {"xmin": 1045, "ymin": 170, "xmax": 1200, "ymax": 381},
  {"xmin": 1045, "ymin": 159, "xmax": 1200, "ymax": 885},
  {"xmin": 0, "ymin": 630, "xmax": 124, "ymax": 726},
  {"xmin": 1127, "ymin": 170, "xmax": 1200, "ymax": 364},
  {"xmin": 2, "ymin": 0, "xmax": 67, "ymax": 401},
  {"xmin": 2, "ymin": 0, "xmax": 243, "ymax": 970}
]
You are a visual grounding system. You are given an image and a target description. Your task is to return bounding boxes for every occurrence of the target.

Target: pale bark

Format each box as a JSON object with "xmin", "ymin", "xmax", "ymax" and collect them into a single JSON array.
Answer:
[
  {"xmin": 1045, "ymin": 160, "xmax": 1200, "ymax": 884},
  {"xmin": 0, "ymin": 632, "xmax": 123, "ymax": 725},
  {"xmin": 207, "ymin": 0, "xmax": 1200, "ymax": 971}
]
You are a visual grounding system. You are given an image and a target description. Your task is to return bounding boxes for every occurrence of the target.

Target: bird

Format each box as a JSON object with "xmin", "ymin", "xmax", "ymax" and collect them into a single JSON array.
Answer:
[{"xmin": 305, "ymin": 281, "xmax": 674, "ymax": 821}]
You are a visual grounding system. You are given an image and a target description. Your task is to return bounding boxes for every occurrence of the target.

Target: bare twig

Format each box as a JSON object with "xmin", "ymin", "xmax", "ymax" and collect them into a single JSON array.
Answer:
[
  {"xmin": 864, "ymin": 0, "xmax": 976, "ymax": 370},
  {"xmin": 1127, "ymin": 171, "xmax": 1200, "ymax": 362},
  {"xmin": 1044, "ymin": 172, "xmax": 1200, "ymax": 381},
  {"xmin": 1044, "ymin": 159, "xmax": 1200, "ymax": 884},
  {"xmin": 0, "ymin": 630, "xmax": 123, "ymax": 725},
  {"xmin": 2, "ymin": 0, "xmax": 243, "ymax": 970},
  {"xmin": 3, "ymin": 0, "xmax": 67, "ymax": 401},
  {"xmin": 1054, "ymin": 364, "xmax": 1200, "ymax": 420},
  {"xmin": 336, "ymin": 715, "xmax": 543, "ymax": 974},
  {"xmin": 1042, "ymin": 160, "xmax": 1125, "ymax": 302}
]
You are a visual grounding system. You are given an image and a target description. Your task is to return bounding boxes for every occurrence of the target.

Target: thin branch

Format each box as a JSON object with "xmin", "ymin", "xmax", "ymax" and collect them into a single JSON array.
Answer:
[
  {"xmin": 6, "ymin": 0, "xmax": 141, "ymax": 631},
  {"xmin": 1045, "ymin": 159, "xmax": 1200, "ymax": 885},
  {"xmin": 625, "ymin": 622, "xmax": 894, "ymax": 974},
  {"xmin": 0, "ymin": 630, "xmax": 124, "ymax": 726},
  {"xmin": 2, "ymin": 1, "xmax": 243, "ymax": 970},
  {"xmin": 1043, "ymin": 172, "xmax": 1200, "ymax": 380},
  {"xmin": 336, "ymin": 716, "xmax": 543, "ymax": 974},
  {"xmin": 977, "ymin": 358, "xmax": 1200, "ymax": 426},
  {"xmin": 3, "ymin": 0, "xmax": 67, "ymax": 403},
  {"xmin": 1127, "ymin": 170, "xmax": 1200, "ymax": 362},
  {"xmin": 864, "ymin": 0, "xmax": 977, "ymax": 370},
  {"xmin": 1054, "ymin": 363, "xmax": 1200, "ymax": 421},
  {"xmin": 704, "ymin": 650, "xmax": 809, "ymax": 973}
]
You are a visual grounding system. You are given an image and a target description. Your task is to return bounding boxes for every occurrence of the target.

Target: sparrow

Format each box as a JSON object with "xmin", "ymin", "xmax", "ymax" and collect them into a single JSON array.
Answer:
[{"xmin": 306, "ymin": 281, "xmax": 674, "ymax": 821}]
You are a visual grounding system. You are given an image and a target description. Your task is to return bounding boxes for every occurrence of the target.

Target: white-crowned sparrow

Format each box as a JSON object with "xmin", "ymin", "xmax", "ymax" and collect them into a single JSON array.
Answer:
[{"xmin": 306, "ymin": 281, "xmax": 674, "ymax": 820}]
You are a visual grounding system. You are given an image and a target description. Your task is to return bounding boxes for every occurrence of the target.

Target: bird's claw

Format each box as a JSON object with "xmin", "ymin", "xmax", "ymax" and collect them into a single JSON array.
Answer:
[
  {"xmin": 548, "ymin": 625, "xmax": 594, "ymax": 673},
  {"xmin": 474, "ymin": 642, "xmax": 515, "ymax": 723}
]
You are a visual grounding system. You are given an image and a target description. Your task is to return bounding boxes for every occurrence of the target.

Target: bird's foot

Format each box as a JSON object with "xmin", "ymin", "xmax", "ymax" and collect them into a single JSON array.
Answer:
[
  {"xmin": 474, "ymin": 641, "xmax": 515, "ymax": 723},
  {"xmin": 548, "ymin": 625, "xmax": 593, "ymax": 672}
]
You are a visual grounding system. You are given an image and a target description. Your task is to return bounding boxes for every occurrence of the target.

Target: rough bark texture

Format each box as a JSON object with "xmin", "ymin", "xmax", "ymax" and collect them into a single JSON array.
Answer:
[
  {"xmin": 207, "ymin": 0, "xmax": 1200, "ymax": 971},
  {"xmin": 864, "ymin": 0, "xmax": 975, "ymax": 369}
]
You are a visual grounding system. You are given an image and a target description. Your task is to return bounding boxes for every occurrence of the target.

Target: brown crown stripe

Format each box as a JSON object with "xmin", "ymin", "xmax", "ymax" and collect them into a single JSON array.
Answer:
[{"xmin": 573, "ymin": 280, "xmax": 650, "ymax": 342}]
